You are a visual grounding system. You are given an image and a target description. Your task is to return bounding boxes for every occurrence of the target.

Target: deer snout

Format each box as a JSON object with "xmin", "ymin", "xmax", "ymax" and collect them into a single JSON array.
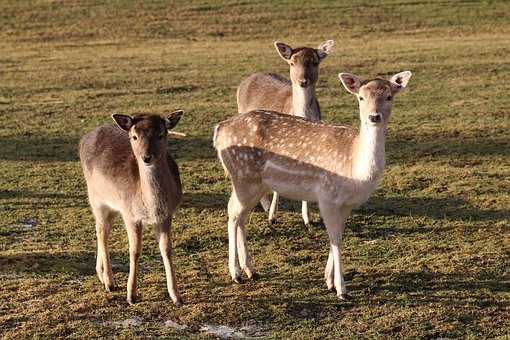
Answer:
[
  {"xmin": 368, "ymin": 114, "xmax": 382, "ymax": 123},
  {"xmin": 142, "ymin": 154, "xmax": 153, "ymax": 164},
  {"xmin": 299, "ymin": 79, "xmax": 309, "ymax": 88}
]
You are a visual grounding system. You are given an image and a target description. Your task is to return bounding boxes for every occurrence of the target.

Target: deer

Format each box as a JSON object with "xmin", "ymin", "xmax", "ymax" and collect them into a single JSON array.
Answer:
[
  {"xmin": 214, "ymin": 71, "xmax": 412, "ymax": 298},
  {"xmin": 236, "ymin": 40, "xmax": 335, "ymax": 226},
  {"xmin": 79, "ymin": 111, "xmax": 184, "ymax": 306}
]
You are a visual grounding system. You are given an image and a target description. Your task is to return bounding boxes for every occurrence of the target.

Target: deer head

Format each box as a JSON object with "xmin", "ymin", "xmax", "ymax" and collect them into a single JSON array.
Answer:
[
  {"xmin": 274, "ymin": 40, "xmax": 334, "ymax": 88},
  {"xmin": 112, "ymin": 110, "xmax": 183, "ymax": 165},
  {"xmin": 339, "ymin": 71, "xmax": 412, "ymax": 127}
]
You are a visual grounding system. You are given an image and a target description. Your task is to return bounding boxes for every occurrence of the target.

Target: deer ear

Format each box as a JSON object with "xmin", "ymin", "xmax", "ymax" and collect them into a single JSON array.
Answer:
[
  {"xmin": 112, "ymin": 114, "xmax": 133, "ymax": 131},
  {"xmin": 339, "ymin": 73, "xmax": 362, "ymax": 94},
  {"xmin": 317, "ymin": 40, "xmax": 334, "ymax": 60},
  {"xmin": 274, "ymin": 41, "xmax": 293, "ymax": 60},
  {"xmin": 390, "ymin": 71, "xmax": 412, "ymax": 93},
  {"xmin": 165, "ymin": 110, "xmax": 183, "ymax": 130}
]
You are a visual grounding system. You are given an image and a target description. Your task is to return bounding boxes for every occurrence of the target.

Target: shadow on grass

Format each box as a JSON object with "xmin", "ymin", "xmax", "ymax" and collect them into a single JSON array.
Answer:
[
  {"xmin": 246, "ymin": 194, "xmax": 508, "ymax": 230},
  {"xmin": 170, "ymin": 137, "xmax": 216, "ymax": 162},
  {"xmin": 0, "ymin": 190, "xmax": 88, "ymax": 209},
  {"xmin": 0, "ymin": 136, "xmax": 79, "ymax": 162},
  {"xmin": 0, "ymin": 251, "xmax": 96, "ymax": 276},
  {"xmin": 0, "ymin": 251, "xmax": 135, "ymax": 279},
  {"xmin": 181, "ymin": 192, "xmax": 229, "ymax": 210},
  {"xmin": 360, "ymin": 195, "xmax": 509, "ymax": 223},
  {"xmin": 362, "ymin": 270, "xmax": 509, "ymax": 295},
  {"xmin": 387, "ymin": 134, "xmax": 510, "ymax": 164},
  {"xmin": 0, "ymin": 135, "xmax": 217, "ymax": 163},
  {"xmin": 204, "ymin": 268, "xmax": 509, "ymax": 320}
]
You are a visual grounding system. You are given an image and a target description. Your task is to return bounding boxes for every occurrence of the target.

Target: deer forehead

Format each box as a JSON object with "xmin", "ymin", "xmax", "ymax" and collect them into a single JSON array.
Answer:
[
  {"xmin": 131, "ymin": 116, "xmax": 165, "ymax": 136},
  {"xmin": 360, "ymin": 79, "xmax": 392, "ymax": 97},
  {"xmin": 290, "ymin": 48, "xmax": 319, "ymax": 64}
]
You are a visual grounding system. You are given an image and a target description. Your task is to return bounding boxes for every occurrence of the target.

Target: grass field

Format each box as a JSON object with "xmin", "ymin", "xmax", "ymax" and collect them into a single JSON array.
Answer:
[{"xmin": 1, "ymin": 0, "xmax": 509, "ymax": 338}]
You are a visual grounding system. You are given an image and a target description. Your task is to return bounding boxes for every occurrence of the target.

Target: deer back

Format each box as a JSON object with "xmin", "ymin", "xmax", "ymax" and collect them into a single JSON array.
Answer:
[
  {"xmin": 215, "ymin": 111, "xmax": 358, "ymax": 179},
  {"xmin": 237, "ymin": 73, "xmax": 292, "ymax": 114}
]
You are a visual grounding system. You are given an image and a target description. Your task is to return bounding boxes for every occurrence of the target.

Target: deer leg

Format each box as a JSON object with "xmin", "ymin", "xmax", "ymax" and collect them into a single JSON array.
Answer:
[
  {"xmin": 237, "ymin": 223, "xmax": 255, "ymax": 279},
  {"xmin": 155, "ymin": 219, "xmax": 182, "ymax": 307},
  {"xmin": 228, "ymin": 191, "xmax": 243, "ymax": 283},
  {"xmin": 228, "ymin": 186, "xmax": 263, "ymax": 282},
  {"xmin": 268, "ymin": 191, "xmax": 279, "ymax": 223},
  {"xmin": 125, "ymin": 219, "xmax": 143, "ymax": 304},
  {"xmin": 92, "ymin": 204, "xmax": 116, "ymax": 292},
  {"xmin": 260, "ymin": 195, "xmax": 271, "ymax": 212},
  {"xmin": 302, "ymin": 201, "xmax": 310, "ymax": 225},
  {"xmin": 320, "ymin": 202, "xmax": 350, "ymax": 299},
  {"xmin": 325, "ymin": 249, "xmax": 334, "ymax": 290}
]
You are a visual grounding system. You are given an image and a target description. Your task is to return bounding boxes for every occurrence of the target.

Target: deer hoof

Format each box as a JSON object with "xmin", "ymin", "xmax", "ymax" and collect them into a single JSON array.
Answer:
[
  {"xmin": 104, "ymin": 281, "xmax": 116, "ymax": 292},
  {"xmin": 247, "ymin": 271, "xmax": 258, "ymax": 280},
  {"xmin": 338, "ymin": 293, "xmax": 350, "ymax": 300},
  {"xmin": 173, "ymin": 297, "xmax": 183, "ymax": 307},
  {"xmin": 127, "ymin": 296, "xmax": 138, "ymax": 305}
]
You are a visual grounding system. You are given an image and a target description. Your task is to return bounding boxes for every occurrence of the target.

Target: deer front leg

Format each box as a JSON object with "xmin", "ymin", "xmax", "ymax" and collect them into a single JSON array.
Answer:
[
  {"xmin": 126, "ymin": 220, "xmax": 143, "ymax": 304},
  {"xmin": 92, "ymin": 205, "xmax": 116, "ymax": 292},
  {"xmin": 320, "ymin": 202, "xmax": 350, "ymax": 299},
  {"xmin": 155, "ymin": 219, "xmax": 182, "ymax": 307}
]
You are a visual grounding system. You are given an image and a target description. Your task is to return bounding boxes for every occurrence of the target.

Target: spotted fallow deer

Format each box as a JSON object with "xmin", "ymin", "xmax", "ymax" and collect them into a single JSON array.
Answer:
[
  {"xmin": 79, "ymin": 111, "xmax": 184, "ymax": 306},
  {"xmin": 215, "ymin": 71, "xmax": 412, "ymax": 298},
  {"xmin": 237, "ymin": 40, "xmax": 335, "ymax": 225}
]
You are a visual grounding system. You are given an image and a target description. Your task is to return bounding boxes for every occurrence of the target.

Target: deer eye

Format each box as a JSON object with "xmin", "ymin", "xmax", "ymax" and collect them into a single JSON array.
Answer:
[
  {"xmin": 132, "ymin": 135, "xmax": 138, "ymax": 141},
  {"xmin": 359, "ymin": 96, "xmax": 364, "ymax": 101},
  {"xmin": 387, "ymin": 95, "xmax": 392, "ymax": 101}
]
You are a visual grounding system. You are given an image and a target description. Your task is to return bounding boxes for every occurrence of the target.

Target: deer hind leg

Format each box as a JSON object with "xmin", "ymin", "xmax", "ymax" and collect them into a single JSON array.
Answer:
[
  {"xmin": 302, "ymin": 201, "xmax": 310, "ymax": 225},
  {"xmin": 237, "ymin": 221, "xmax": 255, "ymax": 280},
  {"xmin": 325, "ymin": 249, "xmax": 334, "ymax": 290},
  {"xmin": 228, "ymin": 185, "xmax": 265, "ymax": 283},
  {"xmin": 155, "ymin": 218, "xmax": 182, "ymax": 307},
  {"xmin": 267, "ymin": 191, "xmax": 279, "ymax": 223},
  {"xmin": 319, "ymin": 202, "xmax": 350, "ymax": 299},
  {"xmin": 125, "ymin": 219, "xmax": 143, "ymax": 304},
  {"xmin": 92, "ymin": 204, "xmax": 116, "ymax": 292},
  {"xmin": 260, "ymin": 195, "xmax": 271, "ymax": 212}
]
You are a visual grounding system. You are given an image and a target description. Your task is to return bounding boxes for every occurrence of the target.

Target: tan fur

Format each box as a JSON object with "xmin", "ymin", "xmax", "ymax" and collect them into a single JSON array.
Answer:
[
  {"xmin": 236, "ymin": 40, "xmax": 334, "ymax": 223},
  {"xmin": 80, "ymin": 113, "xmax": 184, "ymax": 306},
  {"xmin": 215, "ymin": 71, "xmax": 412, "ymax": 298}
]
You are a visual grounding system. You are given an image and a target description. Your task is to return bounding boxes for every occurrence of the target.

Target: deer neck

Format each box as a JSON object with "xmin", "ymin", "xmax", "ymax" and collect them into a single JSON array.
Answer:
[
  {"xmin": 137, "ymin": 157, "xmax": 171, "ymax": 223},
  {"xmin": 352, "ymin": 123, "xmax": 386, "ymax": 182},
  {"xmin": 291, "ymin": 84, "xmax": 319, "ymax": 120}
]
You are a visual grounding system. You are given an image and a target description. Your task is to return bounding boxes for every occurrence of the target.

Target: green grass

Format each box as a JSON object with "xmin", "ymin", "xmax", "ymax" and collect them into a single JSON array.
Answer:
[{"xmin": 1, "ymin": 0, "xmax": 509, "ymax": 338}]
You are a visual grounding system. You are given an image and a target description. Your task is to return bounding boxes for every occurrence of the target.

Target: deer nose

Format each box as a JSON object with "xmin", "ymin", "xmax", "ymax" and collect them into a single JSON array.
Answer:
[
  {"xmin": 368, "ymin": 114, "xmax": 382, "ymax": 123},
  {"xmin": 299, "ymin": 79, "xmax": 309, "ymax": 88},
  {"xmin": 143, "ymin": 155, "xmax": 153, "ymax": 164}
]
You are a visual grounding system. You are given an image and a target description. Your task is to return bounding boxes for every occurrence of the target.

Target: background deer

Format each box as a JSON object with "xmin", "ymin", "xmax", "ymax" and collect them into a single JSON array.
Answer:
[
  {"xmin": 214, "ymin": 71, "xmax": 412, "ymax": 298},
  {"xmin": 236, "ymin": 40, "xmax": 334, "ymax": 225},
  {"xmin": 79, "ymin": 111, "xmax": 184, "ymax": 306}
]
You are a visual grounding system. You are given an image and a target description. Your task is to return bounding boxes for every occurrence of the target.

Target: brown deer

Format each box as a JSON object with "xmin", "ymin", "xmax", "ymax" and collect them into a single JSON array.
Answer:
[
  {"xmin": 237, "ymin": 40, "xmax": 335, "ymax": 225},
  {"xmin": 79, "ymin": 111, "xmax": 184, "ymax": 306},
  {"xmin": 214, "ymin": 71, "xmax": 412, "ymax": 298}
]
